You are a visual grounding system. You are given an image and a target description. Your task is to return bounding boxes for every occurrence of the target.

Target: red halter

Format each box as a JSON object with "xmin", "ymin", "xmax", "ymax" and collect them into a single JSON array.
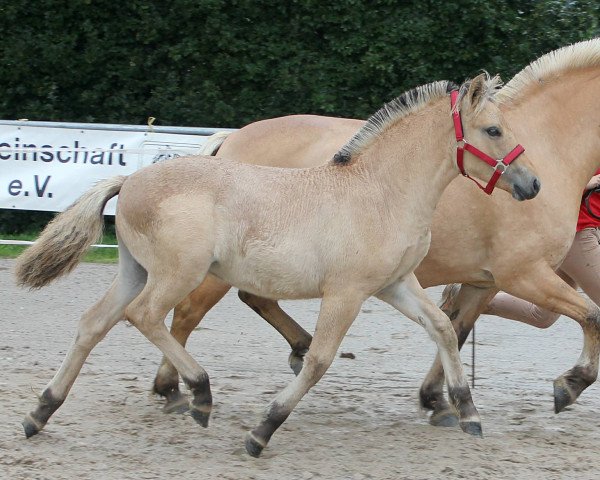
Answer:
[{"xmin": 450, "ymin": 90, "xmax": 525, "ymax": 195}]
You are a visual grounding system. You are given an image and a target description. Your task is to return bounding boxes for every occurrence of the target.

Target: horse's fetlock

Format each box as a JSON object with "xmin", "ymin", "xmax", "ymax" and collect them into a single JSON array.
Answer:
[
  {"xmin": 447, "ymin": 384, "xmax": 475, "ymax": 415},
  {"xmin": 185, "ymin": 372, "xmax": 212, "ymax": 407},
  {"xmin": 419, "ymin": 387, "xmax": 444, "ymax": 410},
  {"xmin": 567, "ymin": 365, "xmax": 597, "ymax": 386},
  {"xmin": 153, "ymin": 374, "xmax": 180, "ymax": 397},
  {"xmin": 32, "ymin": 389, "xmax": 64, "ymax": 426},
  {"xmin": 253, "ymin": 402, "xmax": 290, "ymax": 444}
]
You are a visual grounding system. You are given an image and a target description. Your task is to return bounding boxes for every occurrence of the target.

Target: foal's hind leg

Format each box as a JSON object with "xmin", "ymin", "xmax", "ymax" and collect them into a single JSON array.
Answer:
[
  {"xmin": 245, "ymin": 292, "xmax": 365, "ymax": 457},
  {"xmin": 126, "ymin": 268, "xmax": 216, "ymax": 427},
  {"xmin": 376, "ymin": 274, "xmax": 482, "ymax": 436},
  {"xmin": 23, "ymin": 246, "xmax": 146, "ymax": 437},
  {"xmin": 418, "ymin": 284, "xmax": 497, "ymax": 427},
  {"xmin": 153, "ymin": 275, "xmax": 231, "ymax": 413},
  {"xmin": 238, "ymin": 291, "xmax": 313, "ymax": 375}
]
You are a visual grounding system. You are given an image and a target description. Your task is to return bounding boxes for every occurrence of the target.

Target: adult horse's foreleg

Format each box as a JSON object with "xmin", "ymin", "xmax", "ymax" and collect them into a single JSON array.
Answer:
[
  {"xmin": 376, "ymin": 274, "xmax": 482, "ymax": 436},
  {"xmin": 418, "ymin": 284, "xmax": 497, "ymax": 427},
  {"xmin": 23, "ymin": 247, "xmax": 147, "ymax": 437},
  {"xmin": 426, "ymin": 269, "xmax": 600, "ymax": 417},
  {"xmin": 238, "ymin": 291, "xmax": 313, "ymax": 375},
  {"xmin": 153, "ymin": 275, "xmax": 231, "ymax": 413},
  {"xmin": 245, "ymin": 292, "xmax": 365, "ymax": 457},
  {"xmin": 497, "ymin": 268, "xmax": 600, "ymax": 413}
]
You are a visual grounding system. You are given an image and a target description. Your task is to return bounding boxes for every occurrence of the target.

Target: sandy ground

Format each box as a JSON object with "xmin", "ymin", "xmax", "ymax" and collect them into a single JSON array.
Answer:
[{"xmin": 1, "ymin": 258, "xmax": 599, "ymax": 479}]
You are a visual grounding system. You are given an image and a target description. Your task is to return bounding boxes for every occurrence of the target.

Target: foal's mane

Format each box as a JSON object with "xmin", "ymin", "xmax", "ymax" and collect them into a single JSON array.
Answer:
[
  {"xmin": 497, "ymin": 38, "xmax": 600, "ymax": 104},
  {"xmin": 332, "ymin": 76, "xmax": 499, "ymax": 165}
]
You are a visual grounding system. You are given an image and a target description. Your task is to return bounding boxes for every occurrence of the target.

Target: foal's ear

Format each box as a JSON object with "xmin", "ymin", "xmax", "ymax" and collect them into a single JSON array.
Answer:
[{"xmin": 466, "ymin": 73, "xmax": 488, "ymax": 109}]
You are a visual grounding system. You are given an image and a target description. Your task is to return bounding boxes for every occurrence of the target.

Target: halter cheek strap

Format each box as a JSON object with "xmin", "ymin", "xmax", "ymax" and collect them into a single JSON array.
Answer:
[{"xmin": 450, "ymin": 90, "xmax": 525, "ymax": 195}]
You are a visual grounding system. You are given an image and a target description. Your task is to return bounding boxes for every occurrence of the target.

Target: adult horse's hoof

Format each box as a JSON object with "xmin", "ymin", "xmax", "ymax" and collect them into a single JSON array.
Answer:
[
  {"xmin": 22, "ymin": 415, "xmax": 42, "ymax": 438},
  {"xmin": 429, "ymin": 408, "xmax": 459, "ymax": 427},
  {"xmin": 460, "ymin": 421, "xmax": 483, "ymax": 437},
  {"xmin": 163, "ymin": 391, "xmax": 190, "ymax": 414},
  {"xmin": 245, "ymin": 432, "xmax": 266, "ymax": 457},
  {"xmin": 553, "ymin": 367, "xmax": 595, "ymax": 414},
  {"xmin": 190, "ymin": 407, "xmax": 211, "ymax": 427},
  {"xmin": 288, "ymin": 348, "xmax": 308, "ymax": 376},
  {"xmin": 553, "ymin": 378, "xmax": 575, "ymax": 414}
]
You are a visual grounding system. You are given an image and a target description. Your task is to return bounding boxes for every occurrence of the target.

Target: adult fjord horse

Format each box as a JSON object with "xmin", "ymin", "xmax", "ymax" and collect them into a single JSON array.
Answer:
[
  {"xmin": 16, "ymin": 76, "xmax": 539, "ymax": 456},
  {"xmin": 152, "ymin": 39, "xmax": 600, "ymax": 424}
]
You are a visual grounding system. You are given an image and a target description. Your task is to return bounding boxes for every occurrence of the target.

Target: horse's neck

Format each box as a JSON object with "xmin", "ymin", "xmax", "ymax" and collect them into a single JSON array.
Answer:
[
  {"xmin": 349, "ymin": 101, "xmax": 456, "ymax": 220},
  {"xmin": 505, "ymin": 67, "xmax": 600, "ymax": 197}
]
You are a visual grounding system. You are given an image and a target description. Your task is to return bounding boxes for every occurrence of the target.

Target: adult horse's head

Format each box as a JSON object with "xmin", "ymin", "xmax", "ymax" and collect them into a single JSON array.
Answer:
[{"xmin": 453, "ymin": 73, "xmax": 541, "ymax": 201}]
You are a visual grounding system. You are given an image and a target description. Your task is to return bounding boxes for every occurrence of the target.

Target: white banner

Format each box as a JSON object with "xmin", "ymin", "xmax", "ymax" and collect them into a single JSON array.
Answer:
[{"xmin": 0, "ymin": 122, "xmax": 231, "ymax": 215}]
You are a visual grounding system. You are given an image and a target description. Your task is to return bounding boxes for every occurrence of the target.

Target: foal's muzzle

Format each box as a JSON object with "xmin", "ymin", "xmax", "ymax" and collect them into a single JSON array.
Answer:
[{"xmin": 512, "ymin": 176, "xmax": 541, "ymax": 201}]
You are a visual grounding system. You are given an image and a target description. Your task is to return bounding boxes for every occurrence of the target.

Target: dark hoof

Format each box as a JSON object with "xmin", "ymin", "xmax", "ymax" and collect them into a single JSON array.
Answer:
[
  {"xmin": 429, "ymin": 409, "xmax": 459, "ymax": 427},
  {"xmin": 190, "ymin": 407, "xmax": 210, "ymax": 427},
  {"xmin": 245, "ymin": 432, "xmax": 265, "ymax": 458},
  {"xmin": 22, "ymin": 416, "xmax": 41, "ymax": 438},
  {"xmin": 460, "ymin": 421, "xmax": 483, "ymax": 437},
  {"xmin": 288, "ymin": 348, "xmax": 308, "ymax": 376},
  {"xmin": 553, "ymin": 379, "xmax": 575, "ymax": 414},
  {"xmin": 163, "ymin": 392, "xmax": 190, "ymax": 414}
]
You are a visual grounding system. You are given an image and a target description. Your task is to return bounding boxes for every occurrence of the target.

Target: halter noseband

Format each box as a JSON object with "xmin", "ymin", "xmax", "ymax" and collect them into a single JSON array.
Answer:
[{"xmin": 450, "ymin": 89, "xmax": 525, "ymax": 195}]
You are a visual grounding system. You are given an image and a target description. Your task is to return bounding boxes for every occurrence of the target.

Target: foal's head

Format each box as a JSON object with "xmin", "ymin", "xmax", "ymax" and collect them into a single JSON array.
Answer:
[{"xmin": 455, "ymin": 73, "xmax": 541, "ymax": 201}]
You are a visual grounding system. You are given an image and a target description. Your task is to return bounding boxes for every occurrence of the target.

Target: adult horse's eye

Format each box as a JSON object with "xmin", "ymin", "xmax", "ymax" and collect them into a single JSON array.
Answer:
[{"xmin": 486, "ymin": 126, "xmax": 502, "ymax": 137}]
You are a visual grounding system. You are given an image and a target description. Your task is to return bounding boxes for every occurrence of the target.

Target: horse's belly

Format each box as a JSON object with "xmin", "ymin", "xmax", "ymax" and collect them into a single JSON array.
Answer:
[
  {"xmin": 210, "ymin": 252, "xmax": 323, "ymax": 300},
  {"xmin": 211, "ymin": 228, "xmax": 432, "ymax": 300}
]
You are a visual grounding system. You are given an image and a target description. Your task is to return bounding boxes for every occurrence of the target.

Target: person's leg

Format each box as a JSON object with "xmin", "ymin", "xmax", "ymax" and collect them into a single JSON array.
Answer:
[
  {"xmin": 560, "ymin": 228, "xmax": 600, "ymax": 306},
  {"xmin": 484, "ymin": 270, "xmax": 577, "ymax": 329}
]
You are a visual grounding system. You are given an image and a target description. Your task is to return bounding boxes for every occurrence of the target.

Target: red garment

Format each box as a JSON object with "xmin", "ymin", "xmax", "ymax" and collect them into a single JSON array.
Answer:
[{"xmin": 577, "ymin": 168, "xmax": 600, "ymax": 231}]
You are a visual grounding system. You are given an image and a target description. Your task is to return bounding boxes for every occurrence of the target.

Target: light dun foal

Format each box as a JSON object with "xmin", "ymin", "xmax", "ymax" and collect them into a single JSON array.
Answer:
[{"xmin": 16, "ymin": 75, "xmax": 540, "ymax": 456}]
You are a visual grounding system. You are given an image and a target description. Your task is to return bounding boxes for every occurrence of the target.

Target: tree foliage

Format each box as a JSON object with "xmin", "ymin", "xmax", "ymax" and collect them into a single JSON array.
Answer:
[
  {"xmin": 0, "ymin": 0, "xmax": 598, "ymax": 232},
  {"xmin": 1, "ymin": 0, "xmax": 598, "ymax": 127}
]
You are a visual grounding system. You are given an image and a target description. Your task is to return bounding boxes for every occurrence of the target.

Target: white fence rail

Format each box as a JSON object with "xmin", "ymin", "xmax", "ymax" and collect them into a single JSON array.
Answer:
[{"xmin": 0, "ymin": 239, "xmax": 117, "ymax": 248}]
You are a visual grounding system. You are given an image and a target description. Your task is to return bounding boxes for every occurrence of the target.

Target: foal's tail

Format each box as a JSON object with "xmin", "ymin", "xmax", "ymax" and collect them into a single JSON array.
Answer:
[
  {"xmin": 199, "ymin": 131, "xmax": 231, "ymax": 156},
  {"xmin": 15, "ymin": 176, "xmax": 127, "ymax": 289}
]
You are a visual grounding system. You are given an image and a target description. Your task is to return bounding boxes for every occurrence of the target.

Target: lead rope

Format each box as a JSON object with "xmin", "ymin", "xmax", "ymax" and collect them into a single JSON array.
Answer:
[{"xmin": 584, "ymin": 186, "xmax": 600, "ymax": 220}]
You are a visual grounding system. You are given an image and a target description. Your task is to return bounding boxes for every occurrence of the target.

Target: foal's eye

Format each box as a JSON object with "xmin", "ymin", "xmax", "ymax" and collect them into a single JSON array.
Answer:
[{"xmin": 485, "ymin": 126, "xmax": 502, "ymax": 137}]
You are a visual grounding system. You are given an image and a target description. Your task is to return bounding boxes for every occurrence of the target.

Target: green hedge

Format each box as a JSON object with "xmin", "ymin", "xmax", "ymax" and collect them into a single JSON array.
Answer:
[{"xmin": 1, "ymin": 0, "xmax": 598, "ymax": 233}]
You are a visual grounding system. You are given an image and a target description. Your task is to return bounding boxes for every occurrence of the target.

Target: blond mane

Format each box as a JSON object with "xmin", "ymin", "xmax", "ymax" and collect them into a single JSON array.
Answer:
[
  {"xmin": 497, "ymin": 38, "xmax": 600, "ymax": 104},
  {"xmin": 333, "ymin": 74, "xmax": 501, "ymax": 165}
]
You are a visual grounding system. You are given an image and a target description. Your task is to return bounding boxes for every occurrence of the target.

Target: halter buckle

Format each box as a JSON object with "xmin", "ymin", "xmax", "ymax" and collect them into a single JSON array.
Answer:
[{"xmin": 494, "ymin": 160, "xmax": 508, "ymax": 174}]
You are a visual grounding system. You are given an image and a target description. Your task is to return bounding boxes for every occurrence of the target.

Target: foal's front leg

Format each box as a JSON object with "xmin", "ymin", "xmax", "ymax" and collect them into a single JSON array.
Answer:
[
  {"xmin": 418, "ymin": 283, "xmax": 497, "ymax": 427},
  {"xmin": 245, "ymin": 292, "xmax": 365, "ymax": 457},
  {"xmin": 376, "ymin": 274, "xmax": 482, "ymax": 436},
  {"xmin": 423, "ymin": 267, "xmax": 600, "ymax": 420}
]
